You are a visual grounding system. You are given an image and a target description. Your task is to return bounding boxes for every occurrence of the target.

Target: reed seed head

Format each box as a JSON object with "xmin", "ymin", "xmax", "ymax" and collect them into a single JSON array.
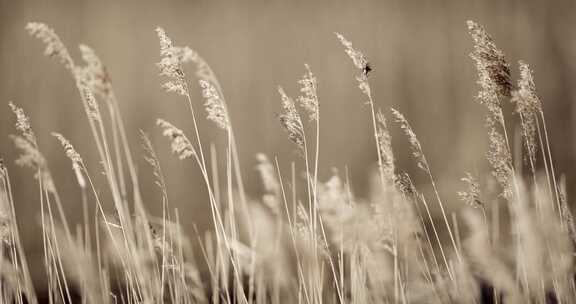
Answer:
[
  {"xmin": 76, "ymin": 44, "xmax": 112, "ymax": 98},
  {"xmin": 485, "ymin": 120, "xmax": 514, "ymax": 199},
  {"xmin": 79, "ymin": 84, "xmax": 102, "ymax": 123},
  {"xmin": 52, "ymin": 133, "xmax": 86, "ymax": 188},
  {"xmin": 335, "ymin": 32, "xmax": 373, "ymax": 101},
  {"xmin": 458, "ymin": 172, "xmax": 482, "ymax": 208},
  {"xmin": 156, "ymin": 119, "xmax": 196, "ymax": 160},
  {"xmin": 278, "ymin": 86, "xmax": 305, "ymax": 153},
  {"xmin": 199, "ymin": 79, "xmax": 229, "ymax": 130},
  {"xmin": 8, "ymin": 102, "xmax": 36, "ymax": 144},
  {"xmin": 511, "ymin": 61, "xmax": 541, "ymax": 164},
  {"xmin": 376, "ymin": 109, "xmax": 395, "ymax": 183},
  {"xmin": 26, "ymin": 22, "xmax": 75, "ymax": 72},
  {"xmin": 10, "ymin": 135, "xmax": 55, "ymax": 193},
  {"xmin": 335, "ymin": 32, "xmax": 369, "ymax": 72},
  {"xmin": 156, "ymin": 27, "xmax": 193, "ymax": 96},
  {"xmin": 297, "ymin": 64, "xmax": 319, "ymax": 121},
  {"xmin": 391, "ymin": 108, "xmax": 428, "ymax": 172},
  {"xmin": 467, "ymin": 20, "xmax": 512, "ymax": 100}
]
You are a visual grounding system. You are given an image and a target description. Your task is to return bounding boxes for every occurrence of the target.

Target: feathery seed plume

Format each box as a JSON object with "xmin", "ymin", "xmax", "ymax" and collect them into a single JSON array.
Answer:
[
  {"xmin": 514, "ymin": 61, "xmax": 541, "ymax": 110},
  {"xmin": 297, "ymin": 64, "xmax": 319, "ymax": 121},
  {"xmin": 52, "ymin": 133, "xmax": 86, "ymax": 188},
  {"xmin": 335, "ymin": 32, "xmax": 372, "ymax": 100},
  {"xmin": 156, "ymin": 119, "xmax": 195, "ymax": 160},
  {"xmin": 199, "ymin": 79, "xmax": 229, "ymax": 129},
  {"xmin": 376, "ymin": 110, "xmax": 395, "ymax": 183},
  {"xmin": 10, "ymin": 136, "xmax": 44, "ymax": 170},
  {"xmin": 486, "ymin": 120, "xmax": 514, "ymax": 199},
  {"xmin": 467, "ymin": 21, "xmax": 515, "ymax": 199},
  {"xmin": 511, "ymin": 61, "xmax": 541, "ymax": 164},
  {"xmin": 278, "ymin": 86, "xmax": 305, "ymax": 153},
  {"xmin": 140, "ymin": 131, "xmax": 167, "ymax": 192},
  {"xmin": 26, "ymin": 22, "xmax": 75, "ymax": 72},
  {"xmin": 391, "ymin": 108, "xmax": 428, "ymax": 172},
  {"xmin": 8, "ymin": 103, "xmax": 52, "ymax": 190},
  {"xmin": 189, "ymin": 52, "xmax": 213, "ymax": 85},
  {"xmin": 467, "ymin": 20, "xmax": 512, "ymax": 102},
  {"xmin": 8, "ymin": 102, "xmax": 36, "ymax": 144},
  {"xmin": 156, "ymin": 27, "xmax": 194, "ymax": 96},
  {"xmin": 76, "ymin": 44, "xmax": 112, "ymax": 98},
  {"xmin": 335, "ymin": 33, "xmax": 369, "ymax": 72},
  {"xmin": 458, "ymin": 172, "xmax": 482, "ymax": 208},
  {"xmin": 79, "ymin": 85, "xmax": 102, "ymax": 123},
  {"xmin": 172, "ymin": 44, "xmax": 229, "ymax": 112},
  {"xmin": 9, "ymin": 103, "xmax": 44, "ymax": 175},
  {"xmin": 11, "ymin": 135, "xmax": 55, "ymax": 193},
  {"xmin": 395, "ymin": 173, "xmax": 417, "ymax": 198}
]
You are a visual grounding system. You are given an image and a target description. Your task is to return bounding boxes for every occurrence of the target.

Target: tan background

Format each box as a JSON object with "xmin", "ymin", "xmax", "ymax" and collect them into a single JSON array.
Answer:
[{"xmin": 1, "ymin": 0, "xmax": 576, "ymax": 284}]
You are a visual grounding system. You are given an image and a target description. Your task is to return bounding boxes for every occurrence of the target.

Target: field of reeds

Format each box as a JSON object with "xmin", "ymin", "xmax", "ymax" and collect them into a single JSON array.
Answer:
[{"xmin": 1, "ymin": 18, "xmax": 575, "ymax": 304}]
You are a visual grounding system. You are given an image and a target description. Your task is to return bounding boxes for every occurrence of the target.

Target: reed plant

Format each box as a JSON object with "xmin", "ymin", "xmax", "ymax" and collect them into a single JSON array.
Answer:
[{"xmin": 0, "ymin": 20, "xmax": 573, "ymax": 304}]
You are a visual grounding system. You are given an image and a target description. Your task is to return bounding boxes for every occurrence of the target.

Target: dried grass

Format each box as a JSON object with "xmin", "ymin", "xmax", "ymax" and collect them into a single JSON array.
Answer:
[{"xmin": 0, "ymin": 20, "xmax": 573, "ymax": 304}]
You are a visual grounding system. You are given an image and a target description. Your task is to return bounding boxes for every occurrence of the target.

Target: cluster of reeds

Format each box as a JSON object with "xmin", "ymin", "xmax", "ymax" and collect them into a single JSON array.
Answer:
[{"xmin": 0, "ymin": 20, "xmax": 574, "ymax": 304}]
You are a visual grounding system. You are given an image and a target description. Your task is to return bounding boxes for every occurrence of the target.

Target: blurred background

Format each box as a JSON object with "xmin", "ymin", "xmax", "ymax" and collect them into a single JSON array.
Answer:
[{"xmin": 1, "ymin": 0, "xmax": 576, "ymax": 289}]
